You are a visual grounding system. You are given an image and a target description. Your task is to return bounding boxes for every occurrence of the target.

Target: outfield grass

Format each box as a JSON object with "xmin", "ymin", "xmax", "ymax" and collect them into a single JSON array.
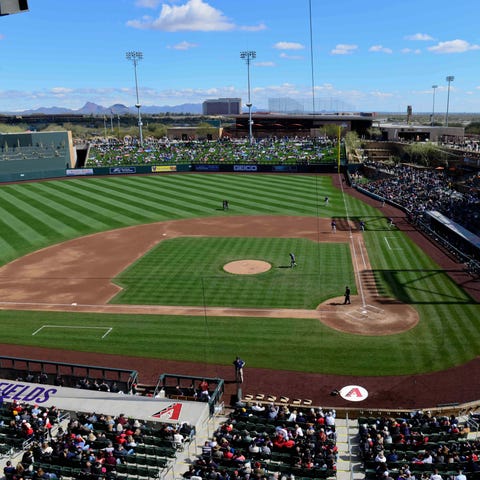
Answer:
[{"xmin": 0, "ymin": 174, "xmax": 478, "ymax": 376}]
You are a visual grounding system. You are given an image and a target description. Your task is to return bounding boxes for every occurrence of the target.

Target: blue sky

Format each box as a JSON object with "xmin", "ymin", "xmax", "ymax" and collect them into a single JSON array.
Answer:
[{"xmin": 0, "ymin": 0, "xmax": 479, "ymax": 113}]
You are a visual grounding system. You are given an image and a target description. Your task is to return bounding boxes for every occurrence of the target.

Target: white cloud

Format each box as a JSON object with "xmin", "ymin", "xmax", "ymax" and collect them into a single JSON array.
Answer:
[
  {"xmin": 240, "ymin": 23, "xmax": 267, "ymax": 32},
  {"xmin": 404, "ymin": 33, "xmax": 434, "ymax": 41},
  {"xmin": 51, "ymin": 87, "xmax": 74, "ymax": 94},
  {"xmin": 127, "ymin": 0, "xmax": 263, "ymax": 32},
  {"xmin": 428, "ymin": 39, "xmax": 480, "ymax": 53},
  {"xmin": 168, "ymin": 40, "xmax": 198, "ymax": 50},
  {"xmin": 369, "ymin": 45, "xmax": 393, "ymax": 54},
  {"xmin": 401, "ymin": 48, "xmax": 421, "ymax": 54},
  {"xmin": 135, "ymin": 0, "xmax": 161, "ymax": 8},
  {"xmin": 255, "ymin": 61, "xmax": 275, "ymax": 67},
  {"xmin": 370, "ymin": 90, "xmax": 394, "ymax": 98},
  {"xmin": 274, "ymin": 41, "xmax": 304, "ymax": 50},
  {"xmin": 331, "ymin": 44, "xmax": 358, "ymax": 55},
  {"xmin": 279, "ymin": 53, "xmax": 303, "ymax": 60}
]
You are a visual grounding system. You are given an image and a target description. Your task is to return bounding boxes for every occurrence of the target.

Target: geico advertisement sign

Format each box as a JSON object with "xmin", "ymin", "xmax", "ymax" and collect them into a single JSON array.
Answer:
[{"xmin": 233, "ymin": 165, "xmax": 258, "ymax": 172}]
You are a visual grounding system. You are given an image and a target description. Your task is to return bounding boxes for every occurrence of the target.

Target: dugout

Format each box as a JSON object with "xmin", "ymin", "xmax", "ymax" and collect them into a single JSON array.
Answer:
[
  {"xmin": 155, "ymin": 374, "xmax": 224, "ymax": 415},
  {"xmin": 0, "ymin": 131, "xmax": 74, "ymax": 182},
  {"xmin": 0, "ymin": 355, "xmax": 138, "ymax": 393},
  {"xmin": 424, "ymin": 210, "xmax": 480, "ymax": 261}
]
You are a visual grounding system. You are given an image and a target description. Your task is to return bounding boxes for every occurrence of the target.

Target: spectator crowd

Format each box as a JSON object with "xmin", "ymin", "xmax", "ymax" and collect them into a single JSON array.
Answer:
[
  {"xmin": 85, "ymin": 137, "xmax": 336, "ymax": 168},
  {"xmin": 361, "ymin": 163, "xmax": 480, "ymax": 236}
]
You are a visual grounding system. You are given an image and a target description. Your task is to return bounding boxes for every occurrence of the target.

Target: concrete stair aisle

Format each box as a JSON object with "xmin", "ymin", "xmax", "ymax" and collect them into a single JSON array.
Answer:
[
  {"xmin": 166, "ymin": 407, "xmax": 227, "ymax": 480},
  {"xmin": 336, "ymin": 417, "xmax": 365, "ymax": 480}
]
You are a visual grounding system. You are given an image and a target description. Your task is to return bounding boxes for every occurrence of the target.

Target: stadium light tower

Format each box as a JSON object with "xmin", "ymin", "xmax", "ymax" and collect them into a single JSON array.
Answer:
[
  {"xmin": 445, "ymin": 76, "xmax": 454, "ymax": 127},
  {"xmin": 240, "ymin": 50, "xmax": 256, "ymax": 144},
  {"xmin": 431, "ymin": 85, "xmax": 438, "ymax": 126},
  {"xmin": 126, "ymin": 51, "xmax": 144, "ymax": 147}
]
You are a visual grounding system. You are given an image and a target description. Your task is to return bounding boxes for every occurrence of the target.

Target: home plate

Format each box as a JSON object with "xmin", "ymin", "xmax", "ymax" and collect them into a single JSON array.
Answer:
[{"xmin": 346, "ymin": 304, "xmax": 384, "ymax": 321}]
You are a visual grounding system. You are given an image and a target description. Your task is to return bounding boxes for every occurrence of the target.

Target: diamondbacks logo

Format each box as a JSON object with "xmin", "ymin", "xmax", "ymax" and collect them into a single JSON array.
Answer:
[
  {"xmin": 152, "ymin": 403, "xmax": 182, "ymax": 421},
  {"xmin": 339, "ymin": 385, "xmax": 368, "ymax": 402}
]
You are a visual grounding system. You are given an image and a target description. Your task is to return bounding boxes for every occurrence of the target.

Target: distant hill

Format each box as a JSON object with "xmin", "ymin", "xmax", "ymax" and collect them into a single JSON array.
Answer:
[{"xmin": 2, "ymin": 102, "xmax": 204, "ymax": 116}]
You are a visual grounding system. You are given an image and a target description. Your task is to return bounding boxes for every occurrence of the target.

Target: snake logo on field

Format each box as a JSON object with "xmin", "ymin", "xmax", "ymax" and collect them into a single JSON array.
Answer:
[{"xmin": 339, "ymin": 385, "xmax": 368, "ymax": 402}]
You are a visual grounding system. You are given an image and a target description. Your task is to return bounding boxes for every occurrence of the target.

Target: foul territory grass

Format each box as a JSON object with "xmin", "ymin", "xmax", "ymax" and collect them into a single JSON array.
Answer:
[
  {"xmin": 111, "ymin": 237, "xmax": 355, "ymax": 309},
  {"xmin": 0, "ymin": 174, "xmax": 479, "ymax": 376},
  {"xmin": 0, "ymin": 304, "xmax": 478, "ymax": 376}
]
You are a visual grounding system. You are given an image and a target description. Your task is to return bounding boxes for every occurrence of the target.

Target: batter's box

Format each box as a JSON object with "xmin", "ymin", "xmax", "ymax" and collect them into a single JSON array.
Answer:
[{"xmin": 345, "ymin": 304, "xmax": 385, "ymax": 321}]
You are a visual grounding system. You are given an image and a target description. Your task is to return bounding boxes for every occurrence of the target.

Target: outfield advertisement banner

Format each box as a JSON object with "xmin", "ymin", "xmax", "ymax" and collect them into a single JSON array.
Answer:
[
  {"xmin": 0, "ymin": 379, "xmax": 208, "ymax": 426},
  {"xmin": 151, "ymin": 165, "xmax": 177, "ymax": 173},
  {"xmin": 233, "ymin": 165, "xmax": 258, "ymax": 172},
  {"xmin": 272, "ymin": 165, "xmax": 298, "ymax": 172},
  {"xmin": 109, "ymin": 166, "xmax": 137, "ymax": 175},
  {"xmin": 193, "ymin": 164, "xmax": 219, "ymax": 172},
  {"xmin": 66, "ymin": 168, "xmax": 94, "ymax": 176}
]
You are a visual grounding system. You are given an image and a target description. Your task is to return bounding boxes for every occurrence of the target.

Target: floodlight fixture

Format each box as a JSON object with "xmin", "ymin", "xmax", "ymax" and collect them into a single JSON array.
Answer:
[
  {"xmin": 445, "ymin": 76, "xmax": 454, "ymax": 127},
  {"xmin": 240, "ymin": 51, "xmax": 256, "ymax": 144},
  {"xmin": 431, "ymin": 85, "xmax": 438, "ymax": 126},
  {"xmin": 126, "ymin": 51, "xmax": 144, "ymax": 146}
]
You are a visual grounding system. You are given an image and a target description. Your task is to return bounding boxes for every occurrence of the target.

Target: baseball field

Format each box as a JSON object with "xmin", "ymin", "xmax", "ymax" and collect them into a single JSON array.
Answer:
[{"xmin": 0, "ymin": 173, "xmax": 479, "ymax": 403}]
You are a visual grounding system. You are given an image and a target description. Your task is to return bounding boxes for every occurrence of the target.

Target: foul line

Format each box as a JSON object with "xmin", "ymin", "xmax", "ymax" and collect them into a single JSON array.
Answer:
[
  {"xmin": 338, "ymin": 173, "xmax": 367, "ymax": 307},
  {"xmin": 32, "ymin": 324, "xmax": 113, "ymax": 339}
]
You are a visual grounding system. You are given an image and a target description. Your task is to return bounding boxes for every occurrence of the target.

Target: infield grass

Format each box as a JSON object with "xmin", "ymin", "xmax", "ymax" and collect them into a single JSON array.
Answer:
[
  {"xmin": 0, "ymin": 174, "xmax": 478, "ymax": 376},
  {"xmin": 111, "ymin": 237, "xmax": 355, "ymax": 309}
]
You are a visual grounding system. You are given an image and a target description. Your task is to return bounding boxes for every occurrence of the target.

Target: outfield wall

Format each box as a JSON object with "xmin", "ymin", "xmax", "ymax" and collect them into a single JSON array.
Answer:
[{"xmin": 66, "ymin": 162, "xmax": 342, "ymax": 178}]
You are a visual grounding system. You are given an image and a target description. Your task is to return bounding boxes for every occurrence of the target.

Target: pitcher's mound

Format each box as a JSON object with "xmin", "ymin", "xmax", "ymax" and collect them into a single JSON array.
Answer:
[{"xmin": 223, "ymin": 260, "xmax": 271, "ymax": 275}]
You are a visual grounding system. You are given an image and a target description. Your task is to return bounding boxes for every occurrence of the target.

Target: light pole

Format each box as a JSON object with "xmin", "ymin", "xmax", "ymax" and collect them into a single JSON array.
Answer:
[
  {"xmin": 445, "ymin": 76, "xmax": 454, "ymax": 127},
  {"xmin": 431, "ymin": 85, "xmax": 438, "ymax": 126},
  {"xmin": 126, "ymin": 51, "xmax": 144, "ymax": 147},
  {"xmin": 240, "ymin": 50, "xmax": 256, "ymax": 144}
]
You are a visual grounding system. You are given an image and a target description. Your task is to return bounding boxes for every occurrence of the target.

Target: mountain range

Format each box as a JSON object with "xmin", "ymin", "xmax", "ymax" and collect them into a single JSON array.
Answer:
[{"xmin": 1, "ymin": 101, "xmax": 204, "ymax": 116}]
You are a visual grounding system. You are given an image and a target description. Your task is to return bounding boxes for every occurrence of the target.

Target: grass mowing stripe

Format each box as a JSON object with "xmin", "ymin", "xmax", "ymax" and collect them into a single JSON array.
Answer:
[
  {"xmin": 47, "ymin": 180, "xmax": 157, "ymax": 225},
  {"xmin": 91, "ymin": 177, "xmax": 209, "ymax": 218},
  {"xmin": 79, "ymin": 177, "xmax": 209, "ymax": 220},
  {"xmin": 28, "ymin": 182, "xmax": 128, "ymax": 231},
  {"xmin": 448, "ymin": 303, "xmax": 480, "ymax": 359},
  {"xmin": 141, "ymin": 175, "xmax": 290, "ymax": 214},
  {"xmin": 0, "ymin": 174, "xmax": 478, "ymax": 377},
  {"xmin": 111, "ymin": 237, "xmax": 353, "ymax": 309},
  {"xmin": 0, "ymin": 217, "xmax": 30, "ymax": 263},
  {"xmin": 165, "ymin": 174, "xmax": 321, "ymax": 214},
  {"xmin": 7, "ymin": 184, "xmax": 97, "ymax": 235},
  {"xmin": 137, "ymin": 175, "xmax": 285, "ymax": 216},
  {"xmin": 363, "ymin": 227, "xmax": 478, "ymax": 372},
  {"xmin": 0, "ymin": 192, "xmax": 49, "ymax": 245},
  {"xmin": 119, "ymin": 177, "xmax": 227, "ymax": 218}
]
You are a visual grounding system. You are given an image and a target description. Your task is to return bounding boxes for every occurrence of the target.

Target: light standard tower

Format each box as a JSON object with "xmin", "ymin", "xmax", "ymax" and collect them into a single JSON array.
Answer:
[
  {"xmin": 126, "ymin": 51, "xmax": 144, "ymax": 147},
  {"xmin": 431, "ymin": 85, "xmax": 438, "ymax": 126},
  {"xmin": 240, "ymin": 50, "xmax": 256, "ymax": 144},
  {"xmin": 445, "ymin": 76, "xmax": 454, "ymax": 127}
]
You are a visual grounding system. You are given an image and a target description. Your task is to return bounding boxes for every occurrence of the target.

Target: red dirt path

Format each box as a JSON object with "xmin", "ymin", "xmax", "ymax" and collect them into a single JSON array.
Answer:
[{"xmin": 0, "ymin": 175, "xmax": 479, "ymax": 409}]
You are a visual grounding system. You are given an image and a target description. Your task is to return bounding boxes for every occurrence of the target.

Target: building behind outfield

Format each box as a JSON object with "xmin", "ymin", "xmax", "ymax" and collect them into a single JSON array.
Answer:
[
  {"xmin": 0, "ymin": 131, "xmax": 74, "ymax": 182},
  {"xmin": 202, "ymin": 98, "xmax": 241, "ymax": 115},
  {"xmin": 225, "ymin": 112, "xmax": 375, "ymax": 138}
]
